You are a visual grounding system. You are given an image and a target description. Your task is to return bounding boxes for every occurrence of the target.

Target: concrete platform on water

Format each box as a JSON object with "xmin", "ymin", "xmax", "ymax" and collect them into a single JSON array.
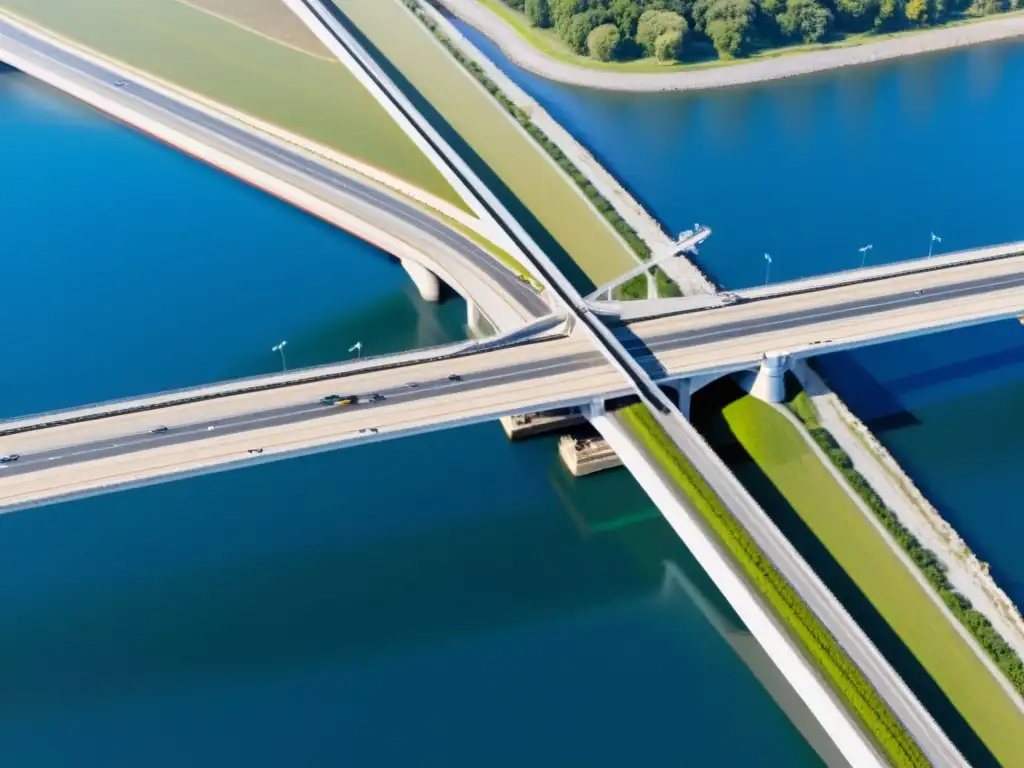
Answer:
[{"xmin": 558, "ymin": 435, "xmax": 623, "ymax": 477}]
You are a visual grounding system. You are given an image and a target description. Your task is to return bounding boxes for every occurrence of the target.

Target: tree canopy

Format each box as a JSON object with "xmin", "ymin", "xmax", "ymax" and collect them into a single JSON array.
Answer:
[{"xmin": 497, "ymin": 0, "xmax": 1012, "ymax": 63}]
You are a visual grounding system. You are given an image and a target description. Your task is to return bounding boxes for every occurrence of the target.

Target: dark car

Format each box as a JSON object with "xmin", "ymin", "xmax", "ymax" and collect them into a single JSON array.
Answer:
[
  {"xmin": 0, "ymin": 454, "xmax": 20, "ymax": 463},
  {"xmin": 320, "ymin": 395, "xmax": 342, "ymax": 405},
  {"xmin": 448, "ymin": 374, "xmax": 462, "ymax": 382},
  {"xmin": 370, "ymin": 393, "xmax": 385, "ymax": 402},
  {"xmin": 150, "ymin": 426, "xmax": 169, "ymax": 434}
]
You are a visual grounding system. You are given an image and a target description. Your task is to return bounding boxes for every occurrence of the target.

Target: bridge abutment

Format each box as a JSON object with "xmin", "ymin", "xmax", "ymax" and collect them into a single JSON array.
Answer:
[{"xmin": 401, "ymin": 259, "xmax": 442, "ymax": 302}]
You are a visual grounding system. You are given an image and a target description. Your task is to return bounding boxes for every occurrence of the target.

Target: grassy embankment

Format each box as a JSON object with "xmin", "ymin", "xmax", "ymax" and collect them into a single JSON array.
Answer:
[
  {"xmin": 0, "ymin": 0, "xmax": 464, "ymax": 208},
  {"xmin": 617, "ymin": 403, "xmax": 928, "ymax": 768},
  {"xmin": 474, "ymin": 0, "xmax": 1024, "ymax": 75},
  {"xmin": 343, "ymin": 0, "xmax": 673, "ymax": 298},
  {"xmin": 721, "ymin": 392, "xmax": 1024, "ymax": 766}
]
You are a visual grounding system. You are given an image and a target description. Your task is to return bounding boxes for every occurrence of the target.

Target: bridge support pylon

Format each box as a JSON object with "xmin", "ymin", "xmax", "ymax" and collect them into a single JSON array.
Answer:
[
  {"xmin": 745, "ymin": 353, "xmax": 789, "ymax": 404},
  {"xmin": 401, "ymin": 259, "xmax": 441, "ymax": 302}
]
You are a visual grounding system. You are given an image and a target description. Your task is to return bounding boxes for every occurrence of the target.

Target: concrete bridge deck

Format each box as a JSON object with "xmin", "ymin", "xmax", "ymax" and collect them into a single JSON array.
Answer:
[{"xmin": 4, "ymin": 249, "xmax": 1024, "ymax": 513}]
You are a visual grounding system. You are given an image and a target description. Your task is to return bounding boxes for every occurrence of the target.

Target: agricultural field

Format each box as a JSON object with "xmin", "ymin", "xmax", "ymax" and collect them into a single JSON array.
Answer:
[
  {"xmin": 0, "ymin": 0, "xmax": 463, "ymax": 207},
  {"xmin": 178, "ymin": 0, "xmax": 330, "ymax": 58}
]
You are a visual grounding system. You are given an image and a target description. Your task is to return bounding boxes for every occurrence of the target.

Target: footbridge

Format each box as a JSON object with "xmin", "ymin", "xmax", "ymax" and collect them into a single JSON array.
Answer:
[{"xmin": 4, "ymin": 245, "xmax": 1024, "ymax": 513}]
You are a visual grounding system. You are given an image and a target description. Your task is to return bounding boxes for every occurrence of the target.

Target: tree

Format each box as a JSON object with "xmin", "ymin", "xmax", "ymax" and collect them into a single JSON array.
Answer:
[
  {"xmin": 566, "ymin": 9, "xmax": 609, "ymax": 53},
  {"xmin": 587, "ymin": 22, "xmax": 622, "ymax": 59},
  {"xmin": 654, "ymin": 27, "xmax": 686, "ymax": 59},
  {"xmin": 609, "ymin": 0, "xmax": 643, "ymax": 36},
  {"xmin": 525, "ymin": 0, "xmax": 551, "ymax": 27},
  {"xmin": 904, "ymin": 0, "xmax": 929, "ymax": 21},
  {"xmin": 875, "ymin": 0, "xmax": 904, "ymax": 27},
  {"xmin": 693, "ymin": 0, "xmax": 755, "ymax": 57},
  {"xmin": 550, "ymin": 0, "xmax": 587, "ymax": 35},
  {"xmin": 778, "ymin": 0, "xmax": 833, "ymax": 41},
  {"xmin": 636, "ymin": 9, "xmax": 687, "ymax": 56}
]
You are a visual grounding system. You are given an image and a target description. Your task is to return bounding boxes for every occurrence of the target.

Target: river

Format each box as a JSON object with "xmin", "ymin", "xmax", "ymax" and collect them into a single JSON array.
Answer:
[
  {"xmin": 0, "ymin": 71, "xmax": 825, "ymax": 765},
  {"xmin": 452, "ymin": 23, "xmax": 1024, "ymax": 610}
]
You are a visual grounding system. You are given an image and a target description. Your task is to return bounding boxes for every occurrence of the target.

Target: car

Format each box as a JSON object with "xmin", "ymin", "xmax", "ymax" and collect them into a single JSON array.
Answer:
[
  {"xmin": 359, "ymin": 427, "xmax": 379, "ymax": 435},
  {"xmin": 447, "ymin": 374, "xmax": 462, "ymax": 382},
  {"xmin": 150, "ymin": 426, "xmax": 169, "ymax": 434},
  {"xmin": 370, "ymin": 393, "xmax": 385, "ymax": 402},
  {"xmin": 333, "ymin": 396, "xmax": 358, "ymax": 407},
  {"xmin": 0, "ymin": 454, "xmax": 20, "ymax": 463},
  {"xmin": 914, "ymin": 289, "xmax": 924, "ymax": 296},
  {"xmin": 406, "ymin": 381, "xmax": 419, "ymax": 389},
  {"xmin": 113, "ymin": 79, "xmax": 126, "ymax": 87},
  {"xmin": 247, "ymin": 448, "xmax": 264, "ymax": 455},
  {"xmin": 320, "ymin": 395, "xmax": 342, "ymax": 405}
]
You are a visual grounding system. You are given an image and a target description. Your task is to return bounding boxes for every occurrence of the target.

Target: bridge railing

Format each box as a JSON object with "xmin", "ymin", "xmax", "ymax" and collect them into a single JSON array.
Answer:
[{"xmin": 0, "ymin": 316, "xmax": 566, "ymax": 437}]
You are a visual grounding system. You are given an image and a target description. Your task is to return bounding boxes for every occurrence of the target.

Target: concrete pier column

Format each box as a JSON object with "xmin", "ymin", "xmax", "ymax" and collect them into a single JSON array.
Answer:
[
  {"xmin": 748, "ymin": 353, "xmax": 789, "ymax": 404},
  {"xmin": 466, "ymin": 301, "xmax": 482, "ymax": 335},
  {"xmin": 676, "ymin": 382, "xmax": 692, "ymax": 421},
  {"xmin": 401, "ymin": 259, "xmax": 441, "ymax": 302}
]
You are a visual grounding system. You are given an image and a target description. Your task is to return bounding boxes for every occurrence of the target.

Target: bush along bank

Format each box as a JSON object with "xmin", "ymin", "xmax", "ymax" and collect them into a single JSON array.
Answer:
[
  {"xmin": 400, "ymin": 0, "xmax": 674, "ymax": 299},
  {"xmin": 619, "ymin": 403, "xmax": 928, "ymax": 767},
  {"xmin": 788, "ymin": 390, "xmax": 1024, "ymax": 699}
]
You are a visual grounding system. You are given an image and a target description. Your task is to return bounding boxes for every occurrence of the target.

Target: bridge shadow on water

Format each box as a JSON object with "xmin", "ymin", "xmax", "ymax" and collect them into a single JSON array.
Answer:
[
  {"xmin": 815, "ymin": 353, "xmax": 921, "ymax": 431},
  {"xmin": 694, "ymin": 382, "xmax": 999, "ymax": 768},
  {"xmin": 327, "ymin": 5, "xmax": 597, "ymax": 295}
]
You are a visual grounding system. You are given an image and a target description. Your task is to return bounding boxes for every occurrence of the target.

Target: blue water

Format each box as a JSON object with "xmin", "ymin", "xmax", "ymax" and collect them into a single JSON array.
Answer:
[
  {"xmin": 0, "ymin": 72, "xmax": 823, "ymax": 765},
  {"xmin": 452, "ymin": 23, "xmax": 1024, "ymax": 608}
]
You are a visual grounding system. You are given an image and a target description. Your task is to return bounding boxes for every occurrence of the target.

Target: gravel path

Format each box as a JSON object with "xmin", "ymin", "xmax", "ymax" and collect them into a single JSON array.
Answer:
[{"xmin": 438, "ymin": 0, "xmax": 1024, "ymax": 92}]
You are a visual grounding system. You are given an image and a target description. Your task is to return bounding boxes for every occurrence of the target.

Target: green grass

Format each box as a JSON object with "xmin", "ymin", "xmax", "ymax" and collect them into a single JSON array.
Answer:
[
  {"xmin": 0, "ymin": 0, "xmax": 465, "ymax": 208},
  {"xmin": 476, "ymin": 0, "xmax": 1024, "ymax": 75},
  {"xmin": 338, "ymin": 0, "xmax": 639, "ymax": 288},
  {"xmin": 617, "ymin": 403, "xmax": 928, "ymax": 767},
  {"xmin": 722, "ymin": 394, "xmax": 1024, "ymax": 766}
]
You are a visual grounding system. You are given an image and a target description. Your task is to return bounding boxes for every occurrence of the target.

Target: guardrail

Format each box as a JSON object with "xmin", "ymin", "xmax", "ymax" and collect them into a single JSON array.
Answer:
[{"xmin": 0, "ymin": 319, "xmax": 566, "ymax": 438}]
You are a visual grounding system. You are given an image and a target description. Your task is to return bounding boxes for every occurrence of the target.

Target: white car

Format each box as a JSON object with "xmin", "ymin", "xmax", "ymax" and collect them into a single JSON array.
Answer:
[{"xmin": 0, "ymin": 454, "xmax": 20, "ymax": 463}]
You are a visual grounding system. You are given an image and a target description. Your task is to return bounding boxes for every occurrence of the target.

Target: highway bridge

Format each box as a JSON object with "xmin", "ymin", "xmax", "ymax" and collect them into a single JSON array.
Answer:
[
  {"xmin": 1, "ymin": 5, "xmax": 1005, "ymax": 763},
  {"xmin": 4, "ymin": 247, "xmax": 1023, "ymax": 513}
]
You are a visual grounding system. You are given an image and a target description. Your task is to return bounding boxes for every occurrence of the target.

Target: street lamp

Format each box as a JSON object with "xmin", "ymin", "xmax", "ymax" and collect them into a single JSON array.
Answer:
[
  {"xmin": 928, "ymin": 232, "xmax": 942, "ymax": 258},
  {"xmin": 763, "ymin": 252, "xmax": 772, "ymax": 287},
  {"xmin": 349, "ymin": 341, "xmax": 363, "ymax": 359},
  {"xmin": 272, "ymin": 340, "xmax": 288, "ymax": 371},
  {"xmin": 858, "ymin": 243, "xmax": 874, "ymax": 268}
]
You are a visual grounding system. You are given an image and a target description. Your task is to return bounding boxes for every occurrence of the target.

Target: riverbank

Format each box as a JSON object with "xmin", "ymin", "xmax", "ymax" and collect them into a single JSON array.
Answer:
[
  {"xmin": 718, "ymin": 390, "xmax": 1024, "ymax": 764},
  {"xmin": 405, "ymin": 0, "xmax": 714, "ymax": 296},
  {"xmin": 438, "ymin": 0, "xmax": 1024, "ymax": 92}
]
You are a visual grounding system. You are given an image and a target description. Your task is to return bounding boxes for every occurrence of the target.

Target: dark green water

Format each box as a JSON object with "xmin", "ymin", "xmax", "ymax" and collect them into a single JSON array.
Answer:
[{"xmin": 0, "ymin": 72, "xmax": 823, "ymax": 765}]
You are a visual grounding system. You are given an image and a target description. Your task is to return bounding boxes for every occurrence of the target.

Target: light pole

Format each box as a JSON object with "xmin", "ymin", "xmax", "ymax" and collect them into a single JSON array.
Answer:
[
  {"xmin": 272, "ymin": 340, "xmax": 288, "ymax": 371},
  {"xmin": 763, "ymin": 252, "xmax": 772, "ymax": 287},
  {"xmin": 929, "ymin": 232, "xmax": 942, "ymax": 258},
  {"xmin": 858, "ymin": 243, "xmax": 874, "ymax": 268},
  {"xmin": 349, "ymin": 341, "xmax": 362, "ymax": 359}
]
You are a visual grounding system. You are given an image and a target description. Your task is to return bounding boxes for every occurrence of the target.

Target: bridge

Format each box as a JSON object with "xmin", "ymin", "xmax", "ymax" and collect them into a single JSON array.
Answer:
[
  {"xmin": 4, "ymin": 246, "xmax": 1022, "ymax": 513},
  {"xmin": 0, "ymin": 4, "xmax": 1003, "ymax": 764}
]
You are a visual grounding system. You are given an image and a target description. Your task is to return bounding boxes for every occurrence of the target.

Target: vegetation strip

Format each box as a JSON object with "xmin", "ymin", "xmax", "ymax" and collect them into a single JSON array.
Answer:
[
  {"xmin": 788, "ymin": 390, "xmax": 1024, "ymax": 702},
  {"xmin": 618, "ymin": 403, "xmax": 928, "ymax": 767},
  {"xmin": 489, "ymin": 0, "xmax": 1022, "ymax": 66},
  {"xmin": 401, "ymin": 0, "xmax": 676, "ymax": 299}
]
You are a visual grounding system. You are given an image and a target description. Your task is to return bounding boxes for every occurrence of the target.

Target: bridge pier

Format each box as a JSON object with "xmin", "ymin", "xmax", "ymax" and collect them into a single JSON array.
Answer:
[
  {"xmin": 666, "ymin": 372, "xmax": 725, "ymax": 421},
  {"xmin": 401, "ymin": 259, "xmax": 441, "ymax": 302},
  {"xmin": 743, "ymin": 353, "xmax": 789, "ymax": 404}
]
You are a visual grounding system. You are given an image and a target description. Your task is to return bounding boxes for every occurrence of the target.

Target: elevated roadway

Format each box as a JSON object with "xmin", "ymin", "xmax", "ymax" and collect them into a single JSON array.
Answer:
[
  {"xmin": 5, "ymin": 250, "xmax": 1024, "ymax": 514},
  {"xmin": 0, "ymin": 14, "xmax": 548, "ymax": 332}
]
